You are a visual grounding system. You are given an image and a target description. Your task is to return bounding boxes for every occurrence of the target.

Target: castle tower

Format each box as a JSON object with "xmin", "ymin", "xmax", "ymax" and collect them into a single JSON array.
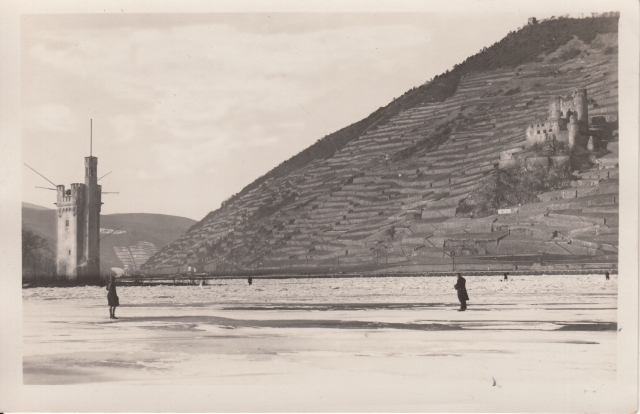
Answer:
[
  {"xmin": 572, "ymin": 88, "xmax": 589, "ymax": 130},
  {"xmin": 55, "ymin": 156, "xmax": 102, "ymax": 280},
  {"xmin": 548, "ymin": 97, "xmax": 562, "ymax": 134},
  {"xmin": 549, "ymin": 97, "xmax": 562, "ymax": 120},
  {"xmin": 567, "ymin": 114, "xmax": 579, "ymax": 151},
  {"xmin": 84, "ymin": 156, "xmax": 102, "ymax": 277}
]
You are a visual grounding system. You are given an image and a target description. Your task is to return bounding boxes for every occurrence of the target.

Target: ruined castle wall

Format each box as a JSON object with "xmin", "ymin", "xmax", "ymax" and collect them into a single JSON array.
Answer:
[{"xmin": 526, "ymin": 121, "xmax": 553, "ymax": 147}]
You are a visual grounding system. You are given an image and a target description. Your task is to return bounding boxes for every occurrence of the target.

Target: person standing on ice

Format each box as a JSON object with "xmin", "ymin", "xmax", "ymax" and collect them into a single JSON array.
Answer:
[
  {"xmin": 454, "ymin": 273, "xmax": 469, "ymax": 311},
  {"xmin": 107, "ymin": 275, "xmax": 120, "ymax": 319},
  {"xmin": 605, "ymin": 271, "xmax": 610, "ymax": 281}
]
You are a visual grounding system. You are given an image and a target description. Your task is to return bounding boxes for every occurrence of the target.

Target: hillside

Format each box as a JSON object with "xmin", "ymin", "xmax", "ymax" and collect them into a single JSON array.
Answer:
[
  {"xmin": 144, "ymin": 15, "xmax": 619, "ymax": 275},
  {"xmin": 22, "ymin": 203, "xmax": 196, "ymax": 272}
]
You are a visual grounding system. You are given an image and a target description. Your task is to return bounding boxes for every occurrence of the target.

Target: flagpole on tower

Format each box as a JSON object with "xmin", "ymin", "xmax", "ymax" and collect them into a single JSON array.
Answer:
[{"xmin": 90, "ymin": 119, "xmax": 92, "ymax": 156}]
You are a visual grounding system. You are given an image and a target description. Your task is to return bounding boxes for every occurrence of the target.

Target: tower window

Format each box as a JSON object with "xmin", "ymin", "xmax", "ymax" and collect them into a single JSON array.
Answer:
[
  {"xmin": 65, "ymin": 220, "xmax": 69, "ymax": 227},
  {"xmin": 69, "ymin": 250, "xmax": 71, "ymax": 255}
]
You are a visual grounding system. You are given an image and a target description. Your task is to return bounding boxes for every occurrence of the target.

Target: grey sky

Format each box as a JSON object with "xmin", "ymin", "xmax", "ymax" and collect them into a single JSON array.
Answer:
[{"xmin": 23, "ymin": 12, "xmax": 549, "ymax": 220}]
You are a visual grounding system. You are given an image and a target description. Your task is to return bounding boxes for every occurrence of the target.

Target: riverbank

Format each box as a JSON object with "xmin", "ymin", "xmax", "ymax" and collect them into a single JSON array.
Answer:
[{"xmin": 23, "ymin": 268, "xmax": 618, "ymax": 288}]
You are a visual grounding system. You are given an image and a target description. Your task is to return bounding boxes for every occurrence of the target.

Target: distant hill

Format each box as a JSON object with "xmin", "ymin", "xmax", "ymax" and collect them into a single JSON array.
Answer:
[
  {"xmin": 22, "ymin": 203, "xmax": 57, "ymax": 249},
  {"xmin": 143, "ymin": 14, "xmax": 619, "ymax": 275},
  {"xmin": 22, "ymin": 202, "xmax": 196, "ymax": 271},
  {"xmin": 22, "ymin": 201, "xmax": 52, "ymax": 211}
]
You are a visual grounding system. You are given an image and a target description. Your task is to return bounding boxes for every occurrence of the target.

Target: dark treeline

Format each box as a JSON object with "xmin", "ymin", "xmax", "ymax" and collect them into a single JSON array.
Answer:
[{"xmin": 22, "ymin": 229, "xmax": 56, "ymax": 280}]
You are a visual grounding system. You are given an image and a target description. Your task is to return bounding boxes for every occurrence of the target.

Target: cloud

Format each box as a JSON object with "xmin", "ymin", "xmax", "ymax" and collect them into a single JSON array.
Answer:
[
  {"xmin": 26, "ymin": 104, "xmax": 77, "ymax": 133},
  {"xmin": 27, "ymin": 21, "xmax": 429, "ymax": 170},
  {"xmin": 111, "ymin": 114, "xmax": 137, "ymax": 142}
]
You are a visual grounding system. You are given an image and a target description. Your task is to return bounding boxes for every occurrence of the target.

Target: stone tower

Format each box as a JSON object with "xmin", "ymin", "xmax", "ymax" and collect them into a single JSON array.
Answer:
[
  {"xmin": 567, "ymin": 114, "xmax": 579, "ymax": 151},
  {"xmin": 55, "ymin": 156, "xmax": 102, "ymax": 280},
  {"xmin": 548, "ymin": 97, "xmax": 562, "ymax": 120},
  {"xmin": 572, "ymin": 88, "xmax": 589, "ymax": 131},
  {"xmin": 548, "ymin": 96, "xmax": 562, "ymax": 134}
]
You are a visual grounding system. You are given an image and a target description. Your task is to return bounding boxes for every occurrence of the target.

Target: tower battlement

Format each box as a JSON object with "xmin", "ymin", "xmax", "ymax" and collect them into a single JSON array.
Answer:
[{"xmin": 572, "ymin": 88, "xmax": 587, "ymax": 97}]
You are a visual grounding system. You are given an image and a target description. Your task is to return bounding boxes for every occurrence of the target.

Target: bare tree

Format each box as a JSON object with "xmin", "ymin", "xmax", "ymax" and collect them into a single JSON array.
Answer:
[{"xmin": 22, "ymin": 229, "xmax": 55, "ymax": 280}]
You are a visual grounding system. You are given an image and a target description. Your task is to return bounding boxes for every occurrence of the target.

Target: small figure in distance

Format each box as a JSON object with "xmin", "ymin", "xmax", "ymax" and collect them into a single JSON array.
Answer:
[
  {"xmin": 605, "ymin": 271, "xmax": 610, "ymax": 281},
  {"xmin": 106, "ymin": 275, "xmax": 119, "ymax": 319},
  {"xmin": 454, "ymin": 273, "xmax": 469, "ymax": 312},
  {"xmin": 248, "ymin": 277, "xmax": 253, "ymax": 286},
  {"xmin": 504, "ymin": 273, "xmax": 508, "ymax": 281}
]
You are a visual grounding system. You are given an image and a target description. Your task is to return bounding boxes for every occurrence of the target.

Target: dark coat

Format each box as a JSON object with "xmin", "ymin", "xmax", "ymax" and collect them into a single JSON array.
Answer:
[
  {"xmin": 107, "ymin": 281, "xmax": 119, "ymax": 307},
  {"xmin": 454, "ymin": 277, "xmax": 470, "ymax": 301}
]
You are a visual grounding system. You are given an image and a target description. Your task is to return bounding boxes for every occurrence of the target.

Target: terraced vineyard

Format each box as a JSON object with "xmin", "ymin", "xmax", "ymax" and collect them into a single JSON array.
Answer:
[{"xmin": 143, "ymin": 16, "xmax": 618, "ymax": 276}]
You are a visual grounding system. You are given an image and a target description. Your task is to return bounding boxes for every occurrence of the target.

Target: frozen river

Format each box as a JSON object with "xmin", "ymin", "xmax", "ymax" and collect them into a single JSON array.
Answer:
[{"xmin": 23, "ymin": 274, "xmax": 620, "ymax": 411}]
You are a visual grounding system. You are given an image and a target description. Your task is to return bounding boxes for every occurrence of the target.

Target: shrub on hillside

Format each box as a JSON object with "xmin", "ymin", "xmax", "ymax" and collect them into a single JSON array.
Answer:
[
  {"xmin": 393, "ymin": 124, "xmax": 452, "ymax": 161},
  {"xmin": 503, "ymin": 87, "xmax": 521, "ymax": 96},
  {"xmin": 457, "ymin": 163, "xmax": 575, "ymax": 218},
  {"xmin": 253, "ymin": 191, "xmax": 298, "ymax": 220},
  {"xmin": 558, "ymin": 48, "xmax": 582, "ymax": 60}
]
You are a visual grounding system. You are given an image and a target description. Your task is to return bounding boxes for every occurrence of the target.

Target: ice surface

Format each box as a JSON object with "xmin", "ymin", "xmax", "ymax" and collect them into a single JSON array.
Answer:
[{"xmin": 23, "ymin": 274, "xmax": 621, "ymax": 411}]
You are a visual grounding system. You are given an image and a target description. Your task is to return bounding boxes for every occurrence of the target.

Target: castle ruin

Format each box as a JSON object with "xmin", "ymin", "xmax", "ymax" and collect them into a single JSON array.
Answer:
[
  {"xmin": 499, "ymin": 88, "xmax": 593, "ymax": 169},
  {"xmin": 525, "ymin": 88, "xmax": 588, "ymax": 150}
]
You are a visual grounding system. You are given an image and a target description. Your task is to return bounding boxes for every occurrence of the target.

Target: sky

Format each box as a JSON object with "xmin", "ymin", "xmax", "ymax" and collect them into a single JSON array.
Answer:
[{"xmin": 22, "ymin": 12, "xmax": 551, "ymax": 221}]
